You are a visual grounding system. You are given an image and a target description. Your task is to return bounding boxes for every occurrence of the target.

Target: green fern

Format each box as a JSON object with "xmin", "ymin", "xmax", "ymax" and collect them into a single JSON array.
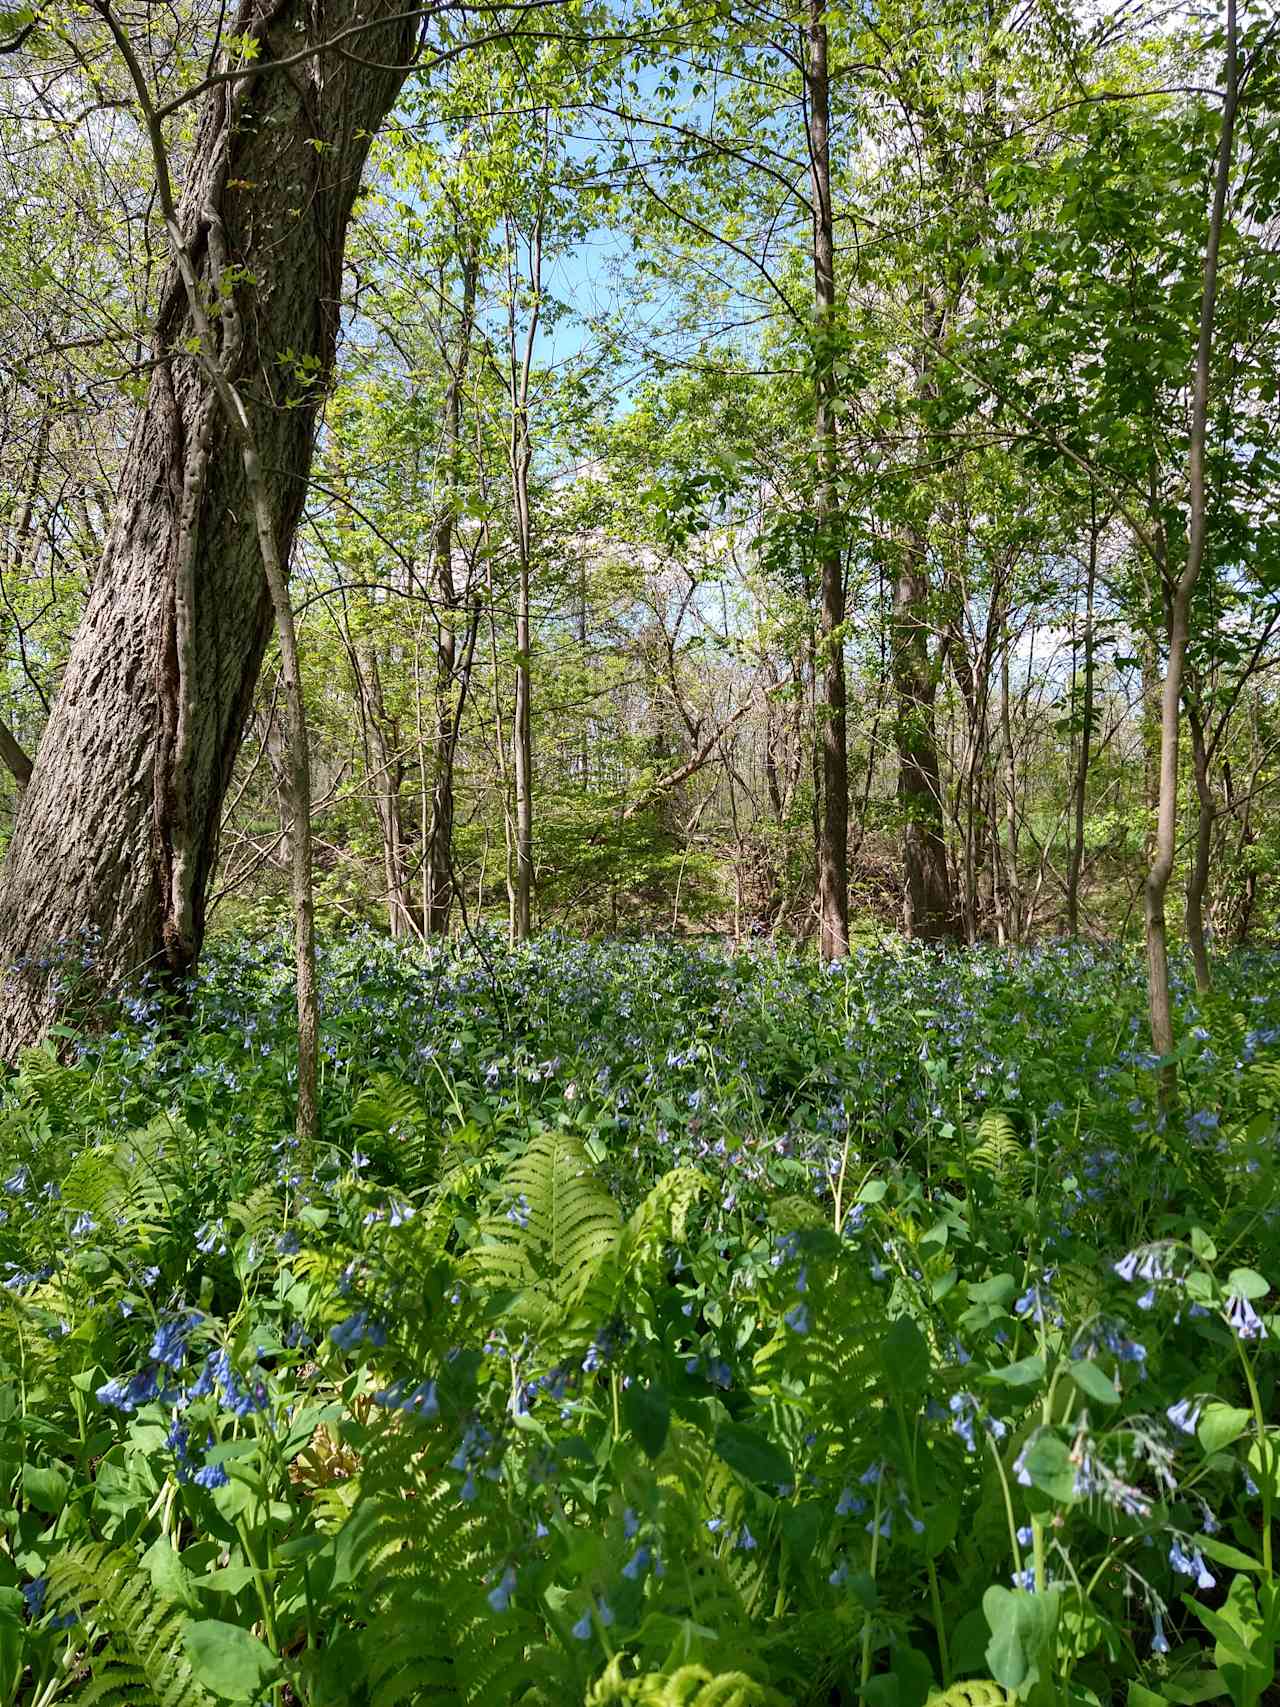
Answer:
[
  {"xmin": 465, "ymin": 1128, "xmax": 622, "ymax": 1312},
  {"xmin": 969, "ymin": 1111, "xmax": 1026, "ymax": 1185},
  {"xmin": 926, "ymin": 1684, "xmax": 1010, "ymax": 1706},
  {"xmin": 46, "ymin": 1541, "xmax": 215, "ymax": 1707},
  {"xmin": 586, "ymin": 1658, "xmax": 787, "ymax": 1705}
]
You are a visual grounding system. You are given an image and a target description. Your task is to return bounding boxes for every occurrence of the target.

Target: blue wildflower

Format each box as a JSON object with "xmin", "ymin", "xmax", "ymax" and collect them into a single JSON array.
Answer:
[{"xmin": 487, "ymin": 1566, "xmax": 517, "ymax": 1613}]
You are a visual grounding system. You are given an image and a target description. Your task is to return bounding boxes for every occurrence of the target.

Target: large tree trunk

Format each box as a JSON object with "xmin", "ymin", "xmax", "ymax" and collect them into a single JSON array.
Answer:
[
  {"xmin": 0, "ymin": 0, "xmax": 419, "ymax": 1058},
  {"xmin": 806, "ymin": 0, "xmax": 849, "ymax": 960},
  {"xmin": 892, "ymin": 527, "xmax": 953, "ymax": 940}
]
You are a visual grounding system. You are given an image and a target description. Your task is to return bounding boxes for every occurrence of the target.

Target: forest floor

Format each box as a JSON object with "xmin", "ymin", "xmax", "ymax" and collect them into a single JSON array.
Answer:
[{"xmin": 0, "ymin": 932, "xmax": 1277, "ymax": 1706}]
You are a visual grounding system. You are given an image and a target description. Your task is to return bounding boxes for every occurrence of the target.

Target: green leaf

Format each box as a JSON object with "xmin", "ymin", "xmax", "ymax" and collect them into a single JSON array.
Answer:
[
  {"xmin": 967, "ymin": 1274, "xmax": 1018, "ymax": 1307},
  {"xmin": 1197, "ymin": 1403, "xmax": 1252, "ymax": 1456},
  {"xmin": 1196, "ymin": 1536, "xmax": 1262, "ymax": 1573},
  {"xmin": 985, "ymin": 1355, "xmax": 1046, "ymax": 1388},
  {"xmin": 983, "ymin": 1583, "xmax": 1059, "ymax": 1692},
  {"xmin": 1023, "ymin": 1434, "xmax": 1077, "ymax": 1504},
  {"xmin": 1127, "ymin": 1685, "xmax": 1170, "ymax": 1707},
  {"xmin": 880, "ymin": 1316, "xmax": 931, "ymax": 1396},
  {"xmin": 713, "ymin": 1422, "xmax": 791, "ymax": 1488},
  {"xmin": 184, "ymin": 1619, "xmax": 280, "ymax": 1700},
  {"xmin": 142, "ymin": 1536, "xmax": 200, "ymax": 1611},
  {"xmin": 1188, "ymin": 1227, "xmax": 1217, "ymax": 1263},
  {"xmin": 22, "ymin": 1463, "xmax": 67, "ymax": 1514},
  {"xmin": 621, "ymin": 1382, "xmax": 669, "ymax": 1459},
  {"xmin": 1068, "ymin": 1360, "xmax": 1120, "ymax": 1407},
  {"xmin": 1226, "ymin": 1268, "xmax": 1270, "ymax": 1300}
]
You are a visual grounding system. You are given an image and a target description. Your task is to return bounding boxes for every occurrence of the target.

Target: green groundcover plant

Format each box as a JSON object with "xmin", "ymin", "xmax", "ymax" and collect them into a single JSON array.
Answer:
[{"xmin": 0, "ymin": 932, "xmax": 1275, "ymax": 1707}]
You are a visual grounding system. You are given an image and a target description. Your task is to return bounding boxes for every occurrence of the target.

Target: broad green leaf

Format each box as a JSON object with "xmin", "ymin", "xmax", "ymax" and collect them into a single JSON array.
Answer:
[
  {"xmin": 713, "ymin": 1422, "xmax": 790, "ymax": 1488},
  {"xmin": 982, "ymin": 1583, "xmax": 1059, "ymax": 1693},
  {"xmin": 1068, "ymin": 1361, "xmax": 1120, "ymax": 1407},
  {"xmin": 985, "ymin": 1355, "xmax": 1045, "ymax": 1388},
  {"xmin": 184, "ymin": 1620, "xmax": 280, "ymax": 1701},
  {"xmin": 1197, "ymin": 1403, "xmax": 1252, "ymax": 1456},
  {"xmin": 621, "ymin": 1382, "xmax": 670, "ymax": 1459}
]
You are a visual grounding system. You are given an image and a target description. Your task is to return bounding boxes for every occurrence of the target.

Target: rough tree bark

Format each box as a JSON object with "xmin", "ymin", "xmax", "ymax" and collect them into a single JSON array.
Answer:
[
  {"xmin": 805, "ymin": 0, "xmax": 849, "ymax": 960},
  {"xmin": 1144, "ymin": 0, "xmax": 1238, "ymax": 1082},
  {"xmin": 0, "ymin": 0, "xmax": 420, "ymax": 1061}
]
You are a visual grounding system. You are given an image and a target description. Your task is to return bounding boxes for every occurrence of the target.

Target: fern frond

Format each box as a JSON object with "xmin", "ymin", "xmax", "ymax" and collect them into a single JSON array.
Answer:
[
  {"xmin": 587, "ymin": 1657, "xmax": 786, "ymax": 1705},
  {"xmin": 581, "ymin": 1167, "xmax": 707, "ymax": 1322},
  {"xmin": 46, "ymin": 1541, "xmax": 215, "ymax": 1707},
  {"xmin": 465, "ymin": 1129, "xmax": 622, "ymax": 1308},
  {"xmin": 970, "ymin": 1112, "xmax": 1026, "ymax": 1185},
  {"xmin": 926, "ymin": 1684, "xmax": 1011, "ymax": 1706}
]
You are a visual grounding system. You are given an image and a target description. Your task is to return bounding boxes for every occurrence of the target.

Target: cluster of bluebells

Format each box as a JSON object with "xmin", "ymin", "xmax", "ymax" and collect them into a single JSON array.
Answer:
[{"xmin": 95, "ymin": 1313, "xmax": 269, "ymax": 1489}]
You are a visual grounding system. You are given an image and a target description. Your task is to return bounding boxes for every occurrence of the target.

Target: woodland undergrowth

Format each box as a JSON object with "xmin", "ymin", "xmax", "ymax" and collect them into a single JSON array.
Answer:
[{"xmin": 0, "ymin": 932, "xmax": 1277, "ymax": 1707}]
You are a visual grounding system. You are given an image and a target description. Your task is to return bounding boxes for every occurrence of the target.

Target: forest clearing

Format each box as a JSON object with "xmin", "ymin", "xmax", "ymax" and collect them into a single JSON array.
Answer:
[{"xmin": 0, "ymin": 0, "xmax": 1278, "ymax": 1702}]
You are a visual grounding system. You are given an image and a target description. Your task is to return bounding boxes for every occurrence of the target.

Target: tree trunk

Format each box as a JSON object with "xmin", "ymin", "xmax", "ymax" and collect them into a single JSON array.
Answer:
[
  {"xmin": 352, "ymin": 645, "xmax": 414, "ymax": 938},
  {"xmin": 1066, "ymin": 502, "xmax": 1098, "ymax": 937},
  {"xmin": 1144, "ymin": 0, "xmax": 1237, "ymax": 1080},
  {"xmin": 892, "ymin": 527, "xmax": 953, "ymax": 940},
  {"xmin": 507, "ymin": 217, "xmax": 541, "ymax": 945},
  {"xmin": 806, "ymin": 0, "xmax": 849, "ymax": 960},
  {"xmin": 425, "ymin": 242, "xmax": 478, "ymax": 935},
  {"xmin": 1185, "ymin": 699, "xmax": 1214, "ymax": 993},
  {"xmin": 0, "ymin": 0, "xmax": 419, "ymax": 1059},
  {"xmin": 1000, "ymin": 637, "xmax": 1021, "ymax": 944}
]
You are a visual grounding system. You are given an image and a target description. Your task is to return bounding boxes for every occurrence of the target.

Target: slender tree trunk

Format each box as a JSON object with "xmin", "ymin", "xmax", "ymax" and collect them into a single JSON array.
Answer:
[
  {"xmin": 0, "ymin": 2, "xmax": 418, "ymax": 1065},
  {"xmin": 892, "ymin": 526, "xmax": 952, "ymax": 939},
  {"xmin": 425, "ymin": 243, "xmax": 478, "ymax": 935},
  {"xmin": 1000, "ymin": 638, "xmax": 1021, "ymax": 944},
  {"xmin": 1144, "ymin": 0, "xmax": 1237, "ymax": 1081},
  {"xmin": 507, "ymin": 218, "xmax": 541, "ymax": 944},
  {"xmin": 1066, "ymin": 503, "xmax": 1098, "ymax": 937},
  {"xmin": 1185, "ymin": 700, "xmax": 1214, "ymax": 993},
  {"xmin": 805, "ymin": 0, "xmax": 849, "ymax": 960},
  {"xmin": 352, "ymin": 644, "xmax": 413, "ymax": 938}
]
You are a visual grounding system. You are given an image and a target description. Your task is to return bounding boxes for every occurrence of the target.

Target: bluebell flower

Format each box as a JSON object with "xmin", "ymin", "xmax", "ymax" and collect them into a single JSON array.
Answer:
[
  {"xmin": 1170, "ymin": 1541, "xmax": 1215, "ymax": 1590},
  {"xmin": 623, "ymin": 1507, "xmax": 639, "ymax": 1539},
  {"xmin": 737, "ymin": 1525, "xmax": 757, "ymax": 1550},
  {"xmin": 571, "ymin": 1610, "xmax": 593, "ymax": 1641},
  {"xmin": 829, "ymin": 1558, "xmax": 849, "ymax": 1586},
  {"xmin": 1016, "ymin": 1525, "xmax": 1033, "ymax": 1546},
  {"xmin": 193, "ymin": 1461, "xmax": 229, "ymax": 1490},
  {"xmin": 1151, "ymin": 1608, "xmax": 1169, "ymax": 1654},
  {"xmin": 835, "ymin": 1486, "xmax": 864, "ymax": 1516},
  {"xmin": 22, "ymin": 1578, "xmax": 47, "ymax": 1620},
  {"xmin": 1166, "ymin": 1397, "xmax": 1201, "ymax": 1435},
  {"xmin": 1113, "ymin": 1251, "xmax": 1140, "ymax": 1282},
  {"xmin": 784, "ymin": 1303, "xmax": 810, "ymax": 1335},
  {"xmin": 149, "ymin": 1314, "xmax": 197, "ymax": 1370},
  {"xmin": 1226, "ymin": 1295, "xmax": 1267, "ymax": 1341},
  {"xmin": 487, "ymin": 1566, "xmax": 517, "ymax": 1613},
  {"xmin": 621, "ymin": 1546, "xmax": 651, "ymax": 1580},
  {"xmin": 97, "ymin": 1365, "xmax": 163, "ymax": 1413},
  {"xmin": 69, "ymin": 1211, "xmax": 96, "ymax": 1239},
  {"xmin": 330, "ymin": 1311, "xmax": 387, "ymax": 1351}
]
